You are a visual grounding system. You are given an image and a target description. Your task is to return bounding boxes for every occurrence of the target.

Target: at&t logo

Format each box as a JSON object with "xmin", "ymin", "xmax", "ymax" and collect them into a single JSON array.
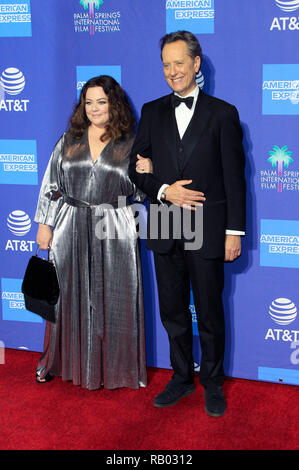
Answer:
[
  {"xmin": 0, "ymin": 67, "xmax": 29, "ymax": 112},
  {"xmin": 275, "ymin": 0, "xmax": 299, "ymax": 12},
  {"xmin": 265, "ymin": 297, "xmax": 299, "ymax": 342},
  {"xmin": 269, "ymin": 298, "xmax": 297, "ymax": 325},
  {"xmin": 196, "ymin": 71, "xmax": 204, "ymax": 90},
  {"xmin": 270, "ymin": 0, "xmax": 299, "ymax": 30},
  {"xmin": 7, "ymin": 210, "xmax": 31, "ymax": 236},
  {"xmin": 5, "ymin": 210, "xmax": 35, "ymax": 252}
]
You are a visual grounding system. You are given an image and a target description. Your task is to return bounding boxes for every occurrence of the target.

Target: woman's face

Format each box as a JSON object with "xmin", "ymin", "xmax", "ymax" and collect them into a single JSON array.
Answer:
[{"xmin": 85, "ymin": 86, "xmax": 109, "ymax": 128}]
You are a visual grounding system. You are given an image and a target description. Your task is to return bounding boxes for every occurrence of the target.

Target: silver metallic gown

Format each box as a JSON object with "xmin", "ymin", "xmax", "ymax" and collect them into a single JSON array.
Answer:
[{"xmin": 34, "ymin": 131, "xmax": 147, "ymax": 390}]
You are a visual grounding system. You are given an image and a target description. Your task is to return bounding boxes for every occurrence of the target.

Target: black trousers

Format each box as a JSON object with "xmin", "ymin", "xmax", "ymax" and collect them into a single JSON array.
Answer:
[{"xmin": 154, "ymin": 240, "xmax": 225, "ymax": 388}]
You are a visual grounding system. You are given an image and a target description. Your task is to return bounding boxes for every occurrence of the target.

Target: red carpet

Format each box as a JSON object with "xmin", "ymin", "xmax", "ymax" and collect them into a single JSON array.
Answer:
[{"xmin": 0, "ymin": 349, "xmax": 298, "ymax": 450}]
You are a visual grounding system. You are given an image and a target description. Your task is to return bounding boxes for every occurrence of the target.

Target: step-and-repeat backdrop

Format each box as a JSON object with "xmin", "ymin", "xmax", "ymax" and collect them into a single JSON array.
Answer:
[{"xmin": 1, "ymin": 0, "xmax": 298, "ymax": 385}]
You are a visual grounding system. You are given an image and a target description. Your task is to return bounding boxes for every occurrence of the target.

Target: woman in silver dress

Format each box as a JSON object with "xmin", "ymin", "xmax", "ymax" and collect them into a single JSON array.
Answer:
[{"xmin": 34, "ymin": 76, "xmax": 150, "ymax": 390}]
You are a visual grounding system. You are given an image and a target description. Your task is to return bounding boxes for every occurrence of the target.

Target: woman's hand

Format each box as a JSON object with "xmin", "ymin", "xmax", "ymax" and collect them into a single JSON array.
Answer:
[
  {"xmin": 36, "ymin": 224, "xmax": 53, "ymax": 250},
  {"xmin": 136, "ymin": 154, "xmax": 153, "ymax": 174}
]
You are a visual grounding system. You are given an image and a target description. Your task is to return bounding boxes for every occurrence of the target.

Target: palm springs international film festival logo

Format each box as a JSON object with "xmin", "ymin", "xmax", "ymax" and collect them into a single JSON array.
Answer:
[
  {"xmin": 270, "ymin": 0, "xmax": 299, "ymax": 31},
  {"xmin": 0, "ymin": 67, "xmax": 29, "ymax": 112},
  {"xmin": 260, "ymin": 145, "xmax": 299, "ymax": 193},
  {"xmin": 74, "ymin": 0, "xmax": 121, "ymax": 35},
  {"xmin": 0, "ymin": 1, "xmax": 32, "ymax": 37}
]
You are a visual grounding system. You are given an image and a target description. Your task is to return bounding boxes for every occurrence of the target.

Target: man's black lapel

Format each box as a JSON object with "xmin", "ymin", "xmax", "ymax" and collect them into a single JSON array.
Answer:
[
  {"xmin": 181, "ymin": 91, "xmax": 212, "ymax": 170},
  {"xmin": 160, "ymin": 95, "xmax": 179, "ymax": 174}
]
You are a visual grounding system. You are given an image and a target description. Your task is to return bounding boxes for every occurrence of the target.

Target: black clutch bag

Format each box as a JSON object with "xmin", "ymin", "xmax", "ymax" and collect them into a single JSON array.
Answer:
[{"xmin": 22, "ymin": 249, "xmax": 60, "ymax": 323}]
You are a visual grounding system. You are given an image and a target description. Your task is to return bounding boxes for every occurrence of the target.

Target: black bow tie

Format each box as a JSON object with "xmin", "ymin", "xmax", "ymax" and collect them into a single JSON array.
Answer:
[{"xmin": 171, "ymin": 94, "xmax": 194, "ymax": 109}]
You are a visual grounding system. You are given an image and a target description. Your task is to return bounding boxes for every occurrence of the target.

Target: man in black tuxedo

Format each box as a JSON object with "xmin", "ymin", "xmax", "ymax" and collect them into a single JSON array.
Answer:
[{"xmin": 129, "ymin": 31, "xmax": 246, "ymax": 417}]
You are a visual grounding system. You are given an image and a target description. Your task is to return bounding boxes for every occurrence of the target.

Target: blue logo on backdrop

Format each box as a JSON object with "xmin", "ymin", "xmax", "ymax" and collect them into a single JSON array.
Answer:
[
  {"xmin": 275, "ymin": 0, "xmax": 299, "ymax": 12},
  {"xmin": 270, "ymin": 0, "xmax": 299, "ymax": 31},
  {"xmin": 0, "ymin": 67, "xmax": 30, "ymax": 112},
  {"xmin": 196, "ymin": 71, "xmax": 205, "ymax": 89},
  {"xmin": 166, "ymin": 0, "xmax": 214, "ymax": 34},
  {"xmin": 0, "ymin": 139, "xmax": 38, "ymax": 185},
  {"xmin": 1, "ymin": 278, "xmax": 42, "ymax": 323},
  {"xmin": 7, "ymin": 210, "xmax": 31, "ymax": 236},
  {"xmin": 268, "ymin": 298, "xmax": 297, "ymax": 326},
  {"xmin": 260, "ymin": 219, "xmax": 299, "ymax": 269},
  {"xmin": 0, "ymin": 0, "xmax": 32, "ymax": 37},
  {"xmin": 262, "ymin": 64, "xmax": 299, "ymax": 115},
  {"xmin": 0, "ymin": 67, "xmax": 25, "ymax": 95},
  {"xmin": 74, "ymin": 0, "xmax": 121, "ymax": 35},
  {"xmin": 264, "ymin": 296, "xmax": 299, "ymax": 343},
  {"xmin": 4, "ymin": 209, "xmax": 36, "ymax": 253},
  {"xmin": 76, "ymin": 65, "xmax": 121, "ymax": 100},
  {"xmin": 260, "ymin": 145, "xmax": 299, "ymax": 193}
]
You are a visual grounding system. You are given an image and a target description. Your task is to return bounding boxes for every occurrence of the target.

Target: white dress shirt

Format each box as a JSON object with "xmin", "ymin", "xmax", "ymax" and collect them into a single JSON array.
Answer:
[{"xmin": 157, "ymin": 85, "xmax": 244, "ymax": 236}]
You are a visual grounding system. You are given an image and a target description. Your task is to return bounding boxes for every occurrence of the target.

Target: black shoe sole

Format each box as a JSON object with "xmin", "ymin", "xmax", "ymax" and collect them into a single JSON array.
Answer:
[
  {"xmin": 153, "ymin": 387, "xmax": 195, "ymax": 408},
  {"xmin": 204, "ymin": 406, "xmax": 225, "ymax": 417}
]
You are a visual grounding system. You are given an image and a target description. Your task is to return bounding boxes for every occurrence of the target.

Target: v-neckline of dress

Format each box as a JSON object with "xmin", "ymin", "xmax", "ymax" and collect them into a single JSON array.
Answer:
[{"xmin": 87, "ymin": 129, "xmax": 111, "ymax": 164}]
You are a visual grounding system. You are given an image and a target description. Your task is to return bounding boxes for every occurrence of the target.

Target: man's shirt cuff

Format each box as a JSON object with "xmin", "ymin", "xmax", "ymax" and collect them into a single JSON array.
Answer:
[
  {"xmin": 157, "ymin": 184, "xmax": 169, "ymax": 203},
  {"xmin": 226, "ymin": 230, "xmax": 245, "ymax": 236}
]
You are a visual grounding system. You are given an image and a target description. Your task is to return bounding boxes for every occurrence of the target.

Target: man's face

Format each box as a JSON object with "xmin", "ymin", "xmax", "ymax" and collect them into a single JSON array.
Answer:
[{"xmin": 162, "ymin": 40, "xmax": 200, "ymax": 97}]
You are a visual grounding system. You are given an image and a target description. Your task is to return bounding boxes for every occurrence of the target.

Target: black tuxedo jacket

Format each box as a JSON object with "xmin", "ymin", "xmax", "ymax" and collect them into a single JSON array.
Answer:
[{"xmin": 129, "ymin": 90, "xmax": 246, "ymax": 258}]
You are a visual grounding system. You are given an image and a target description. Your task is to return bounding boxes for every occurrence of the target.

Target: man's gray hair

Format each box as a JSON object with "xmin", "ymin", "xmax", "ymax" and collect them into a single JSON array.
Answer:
[{"xmin": 160, "ymin": 30, "xmax": 202, "ymax": 60}]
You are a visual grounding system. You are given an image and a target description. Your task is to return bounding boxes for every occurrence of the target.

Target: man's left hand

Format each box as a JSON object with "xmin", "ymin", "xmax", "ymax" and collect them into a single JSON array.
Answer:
[{"xmin": 224, "ymin": 235, "xmax": 241, "ymax": 262}]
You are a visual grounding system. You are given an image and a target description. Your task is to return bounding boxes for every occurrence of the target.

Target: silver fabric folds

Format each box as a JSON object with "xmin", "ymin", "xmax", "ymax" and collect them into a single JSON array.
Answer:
[{"xmin": 34, "ymin": 132, "xmax": 147, "ymax": 390}]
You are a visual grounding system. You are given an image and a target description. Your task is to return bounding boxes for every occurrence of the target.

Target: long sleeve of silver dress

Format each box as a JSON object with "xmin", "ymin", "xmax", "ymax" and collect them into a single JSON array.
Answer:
[{"xmin": 34, "ymin": 131, "xmax": 147, "ymax": 390}]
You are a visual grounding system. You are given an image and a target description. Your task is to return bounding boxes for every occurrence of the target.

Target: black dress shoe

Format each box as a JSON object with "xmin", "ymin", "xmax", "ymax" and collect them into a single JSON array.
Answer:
[
  {"xmin": 204, "ymin": 385, "xmax": 226, "ymax": 417},
  {"xmin": 153, "ymin": 380, "xmax": 195, "ymax": 408},
  {"xmin": 36, "ymin": 372, "xmax": 53, "ymax": 384}
]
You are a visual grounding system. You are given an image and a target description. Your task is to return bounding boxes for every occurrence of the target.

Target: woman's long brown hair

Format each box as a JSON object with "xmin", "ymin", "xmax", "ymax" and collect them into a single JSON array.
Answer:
[{"xmin": 68, "ymin": 75, "xmax": 136, "ymax": 142}]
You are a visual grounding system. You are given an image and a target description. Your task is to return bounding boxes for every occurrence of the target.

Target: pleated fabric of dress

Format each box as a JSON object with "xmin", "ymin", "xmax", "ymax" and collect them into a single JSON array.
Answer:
[{"xmin": 34, "ymin": 131, "xmax": 147, "ymax": 390}]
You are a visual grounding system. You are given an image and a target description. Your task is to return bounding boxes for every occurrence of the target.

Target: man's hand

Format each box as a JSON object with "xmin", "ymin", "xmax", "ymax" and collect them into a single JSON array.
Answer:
[
  {"xmin": 165, "ymin": 180, "xmax": 205, "ymax": 210},
  {"xmin": 136, "ymin": 154, "xmax": 153, "ymax": 174},
  {"xmin": 225, "ymin": 235, "xmax": 241, "ymax": 262}
]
